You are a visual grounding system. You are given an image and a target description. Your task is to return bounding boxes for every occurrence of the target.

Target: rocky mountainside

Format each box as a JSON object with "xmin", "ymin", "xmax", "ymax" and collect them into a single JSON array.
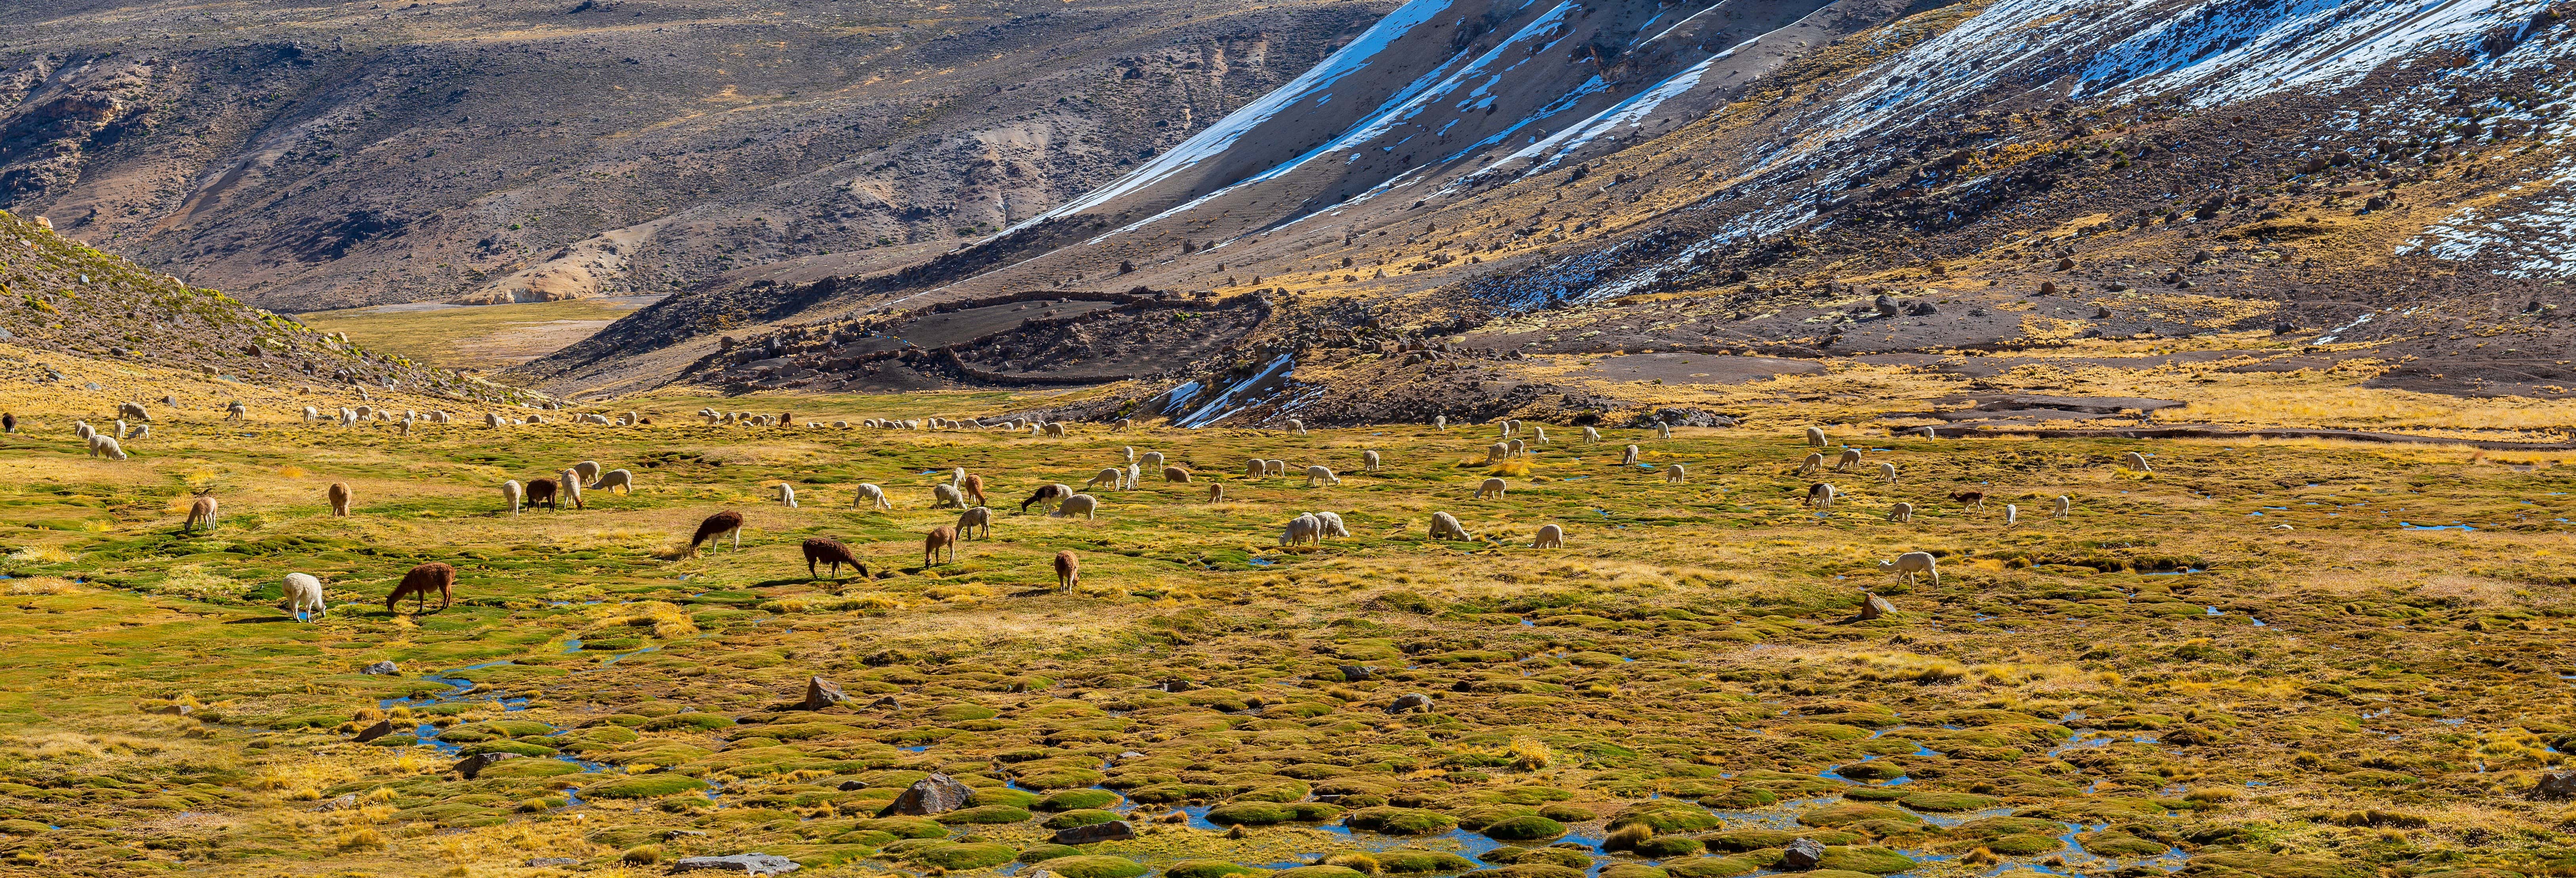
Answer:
[
  {"xmin": 0, "ymin": 210, "xmax": 529, "ymax": 405},
  {"xmin": 1, "ymin": 0, "xmax": 1384, "ymax": 311},
  {"xmin": 512, "ymin": 0, "xmax": 2576, "ymax": 418}
]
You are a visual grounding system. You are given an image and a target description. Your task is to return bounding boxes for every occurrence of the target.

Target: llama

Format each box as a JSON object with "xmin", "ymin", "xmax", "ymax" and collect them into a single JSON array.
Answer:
[
  {"xmin": 386, "ymin": 563, "xmax": 456, "ymax": 614},
  {"xmin": 689, "ymin": 511, "xmax": 746, "ymax": 556},
  {"xmin": 185, "ymin": 495, "xmax": 219, "ymax": 533},
  {"xmin": 803, "ymin": 538, "xmax": 867, "ymax": 579}
]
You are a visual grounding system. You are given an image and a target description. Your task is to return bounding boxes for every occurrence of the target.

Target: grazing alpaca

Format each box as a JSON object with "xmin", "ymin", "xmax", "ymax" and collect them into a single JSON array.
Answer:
[
  {"xmin": 1948, "ymin": 490, "xmax": 1986, "ymax": 511},
  {"xmin": 2123, "ymin": 451, "xmax": 2152, "ymax": 473},
  {"xmin": 923, "ymin": 525, "xmax": 958, "ymax": 566},
  {"xmin": 1055, "ymin": 550, "xmax": 1079, "ymax": 591},
  {"xmin": 1879, "ymin": 551, "xmax": 1939, "ymax": 586},
  {"xmin": 226, "ymin": 402, "xmax": 247, "ymax": 422},
  {"xmin": 1583, "ymin": 426, "xmax": 1601, "ymax": 444},
  {"xmin": 1429, "ymin": 511, "xmax": 1473, "ymax": 541},
  {"xmin": 503, "ymin": 480, "xmax": 523, "ymax": 515},
  {"xmin": 302, "ymin": 406, "xmax": 320, "ymax": 424},
  {"xmin": 776, "ymin": 482, "xmax": 798, "ymax": 508},
  {"xmin": 1206, "ymin": 483, "xmax": 1225, "ymax": 502},
  {"xmin": 933, "ymin": 483, "xmax": 968, "ymax": 509},
  {"xmin": 853, "ymin": 483, "xmax": 892, "ymax": 510},
  {"xmin": 961, "ymin": 474, "xmax": 987, "ymax": 507},
  {"xmin": 1279, "ymin": 513, "xmax": 1323, "ymax": 546},
  {"xmin": 1363, "ymin": 449, "xmax": 1381, "ymax": 473},
  {"xmin": 1532, "ymin": 523, "xmax": 1565, "ymax": 549},
  {"xmin": 558, "ymin": 470, "xmax": 585, "ymax": 510},
  {"xmin": 327, "ymin": 482, "xmax": 353, "ymax": 517},
  {"xmin": 2005, "ymin": 504, "xmax": 2019, "ymax": 527},
  {"xmin": 1806, "ymin": 483, "xmax": 1838, "ymax": 509},
  {"xmin": 1164, "ymin": 466, "xmax": 1191, "ymax": 483},
  {"xmin": 1879, "ymin": 462, "xmax": 1899, "ymax": 485},
  {"xmin": 956, "ymin": 506, "xmax": 994, "ymax": 538},
  {"xmin": 1475, "ymin": 477, "xmax": 1506, "ymax": 499},
  {"xmin": 803, "ymin": 538, "xmax": 867, "ymax": 579},
  {"xmin": 2052, "ymin": 495, "xmax": 2072, "ymax": 519},
  {"xmin": 184, "ymin": 495, "xmax": 219, "ymax": 533},
  {"xmin": 589, "ymin": 469, "xmax": 635, "ymax": 494},
  {"xmin": 688, "ymin": 510, "xmax": 745, "ymax": 556},
  {"xmin": 1306, "ymin": 465, "xmax": 1341, "ymax": 487},
  {"xmin": 88, "ymin": 435, "xmax": 128, "ymax": 460},
  {"xmin": 1888, "ymin": 502, "xmax": 1915, "ymax": 523},
  {"xmin": 1311, "ymin": 511, "xmax": 1352, "ymax": 538},
  {"xmin": 1434, "ymin": 415, "xmax": 1447, "ymax": 431},
  {"xmin": 118, "ymin": 401, "xmax": 150, "ymax": 422},
  {"xmin": 1621, "ymin": 445, "xmax": 1640, "ymax": 466},
  {"xmin": 1666, "ymin": 464, "xmax": 1686, "ymax": 484},
  {"xmin": 570, "ymin": 460, "xmax": 602, "ymax": 483},
  {"xmin": 1019, "ymin": 484, "xmax": 1071, "ymax": 513},
  {"xmin": 283, "ymin": 573, "xmax": 327, "ymax": 621},
  {"xmin": 2, "ymin": 412, "xmax": 12, "ymax": 433},
  {"xmin": 527, "ymin": 478, "xmax": 560, "ymax": 511},
  {"xmin": 1806, "ymin": 426, "xmax": 1827, "ymax": 447},
  {"xmin": 1086, "ymin": 467, "xmax": 1123, "ymax": 491},
  {"xmin": 1140, "ymin": 450, "xmax": 1165, "ymax": 471},
  {"xmin": 386, "ymin": 562, "xmax": 456, "ymax": 614}
]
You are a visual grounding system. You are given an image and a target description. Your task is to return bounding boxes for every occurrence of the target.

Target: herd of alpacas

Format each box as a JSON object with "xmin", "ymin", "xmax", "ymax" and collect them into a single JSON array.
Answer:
[{"xmin": 44, "ymin": 400, "xmax": 2150, "ymax": 621}]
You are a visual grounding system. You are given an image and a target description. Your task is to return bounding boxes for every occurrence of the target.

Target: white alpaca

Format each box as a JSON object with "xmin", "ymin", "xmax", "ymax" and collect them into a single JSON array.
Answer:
[
  {"xmin": 558, "ymin": 470, "xmax": 584, "ymax": 509},
  {"xmin": 2124, "ymin": 451, "xmax": 2152, "ymax": 473},
  {"xmin": 1796, "ymin": 452, "xmax": 1824, "ymax": 476},
  {"xmin": 1485, "ymin": 443, "xmax": 1510, "ymax": 464},
  {"xmin": 113, "ymin": 419, "xmax": 129, "ymax": 439},
  {"xmin": 302, "ymin": 406, "xmax": 321, "ymax": 424},
  {"xmin": 283, "ymin": 573, "xmax": 327, "ymax": 622},
  {"xmin": 71, "ymin": 421, "xmax": 92, "ymax": 441},
  {"xmin": 1140, "ymin": 451, "xmax": 1164, "ymax": 472},
  {"xmin": 1086, "ymin": 467, "xmax": 1124, "ymax": 491},
  {"xmin": 1306, "ymin": 465, "xmax": 1342, "ymax": 487},
  {"xmin": 2052, "ymin": 495, "xmax": 2071, "ymax": 519},
  {"xmin": 1665, "ymin": 464, "xmax": 1686, "ymax": 484},
  {"xmin": 1287, "ymin": 419, "xmax": 1306, "ymax": 435},
  {"xmin": 1879, "ymin": 462, "xmax": 1899, "ymax": 485},
  {"xmin": 1278, "ymin": 513, "xmax": 1322, "ymax": 546},
  {"xmin": 88, "ymin": 435, "xmax": 128, "ymax": 460},
  {"xmin": 853, "ymin": 483, "xmax": 892, "ymax": 510},
  {"xmin": 1434, "ymin": 415, "xmax": 1448, "ymax": 431},
  {"xmin": 1880, "ymin": 551, "xmax": 1939, "ymax": 586},
  {"xmin": 589, "ymin": 469, "xmax": 635, "ymax": 494},
  {"xmin": 1583, "ymin": 426, "xmax": 1601, "ymax": 444},
  {"xmin": 1500, "ymin": 420, "xmax": 1517, "ymax": 438},
  {"xmin": 1806, "ymin": 426, "xmax": 1827, "ymax": 447},
  {"xmin": 1124, "ymin": 446, "xmax": 1137, "ymax": 463},
  {"xmin": 1045, "ymin": 422, "xmax": 1067, "ymax": 437},
  {"xmin": 2005, "ymin": 504, "xmax": 2020, "ymax": 527},
  {"xmin": 1126, "ymin": 464, "xmax": 1141, "ymax": 491},
  {"xmin": 1363, "ymin": 450, "xmax": 1382, "ymax": 473},
  {"xmin": 1247, "ymin": 457, "xmax": 1266, "ymax": 478},
  {"xmin": 933, "ymin": 483, "xmax": 967, "ymax": 509},
  {"xmin": 950, "ymin": 467, "xmax": 967, "ymax": 487},
  {"xmin": 1532, "ymin": 523, "xmax": 1564, "ymax": 548},
  {"xmin": 1508, "ymin": 439, "xmax": 1526, "ymax": 458},
  {"xmin": 1429, "ymin": 511, "xmax": 1473, "ymax": 541},
  {"xmin": 1529, "ymin": 425, "xmax": 1548, "ymax": 445},
  {"xmin": 956, "ymin": 505, "xmax": 995, "ymax": 537},
  {"xmin": 118, "ymin": 401, "xmax": 150, "ymax": 422},
  {"xmin": 485, "ymin": 412, "xmax": 503, "ymax": 428},
  {"xmin": 1621, "ymin": 445, "xmax": 1640, "ymax": 466},
  {"xmin": 1806, "ymin": 483, "xmax": 1837, "ymax": 509},
  {"xmin": 503, "ymin": 480, "xmax": 524, "ymax": 515},
  {"xmin": 1657, "ymin": 422, "xmax": 1672, "ymax": 440},
  {"xmin": 1053, "ymin": 494, "xmax": 1100, "ymax": 520},
  {"xmin": 1265, "ymin": 459, "xmax": 1287, "ymax": 477},
  {"xmin": 1475, "ymin": 477, "xmax": 1506, "ymax": 499},
  {"xmin": 1835, "ymin": 449, "xmax": 1862, "ymax": 471},
  {"xmin": 1311, "ymin": 512, "xmax": 1351, "ymax": 539},
  {"xmin": 1888, "ymin": 502, "xmax": 1914, "ymax": 523},
  {"xmin": 570, "ymin": 460, "xmax": 603, "ymax": 483},
  {"xmin": 777, "ymin": 483, "xmax": 799, "ymax": 508}
]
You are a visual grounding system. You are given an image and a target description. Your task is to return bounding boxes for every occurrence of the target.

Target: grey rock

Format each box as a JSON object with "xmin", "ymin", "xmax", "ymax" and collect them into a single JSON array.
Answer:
[
  {"xmin": 311, "ymin": 793, "xmax": 361, "ymax": 811},
  {"xmin": 880, "ymin": 772, "xmax": 975, "ymax": 816},
  {"xmin": 1338, "ymin": 664, "xmax": 1375, "ymax": 681},
  {"xmin": 1858, "ymin": 594, "xmax": 1898, "ymax": 621},
  {"xmin": 837, "ymin": 780, "xmax": 867, "ymax": 791},
  {"xmin": 2537, "ymin": 772, "xmax": 2576, "ymax": 799},
  {"xmin": 1050, "ymin": 820, "xmax": 1138, "ymax": 845},
  {"xmin": 665, "ymin": 829, "xmax": 710, "ymax": 838},
  {"xmin": 353, "ymin": 719, "xmax": 396, "ymax": 743},
  {"xmin": 1161, "ymin": 678, "xmax": 1195, "ymax": 692},
  {"xmin": 451, "ymin": 752, "xmax": 520, "ymax": 779},
  {"xmin": 2094, "ymin": 305, "xmax": 2114, "ymax": 319},
  {"xmin": 1783, "ymin": 838, "xmax": 1827, "ymax": 870},
  {"xmin": 526, "ymin": 858, "xmax": 579, "ymax": 867},
  {"xmin": 672, "ymin": 853, "xmax": 801, "ymax": 874},
  {"xmin": 803, "ymin": 676, "xmax": 847, "ymax": 711},
  {"xmin": 1116, "ymin": 751, "xmax": 1146, "ymax": 762},
  {"xmin": 1873, "ymin": 294, "xmax": 1901, "ymax": 318},
  {"xmin": 1388, "ymin": 693, "xmax": 1434, "ymax": 714},
  {"xmin": 1624, "ymin": 407, "xmax": 1737, "ymax": 429},
  {"xmin": 868, "ymin": 695, "xmax": 900, "ymax": 708},
  {"xmin": 360, "ymin": 660, "xmax": 400, "ymax": 676}
]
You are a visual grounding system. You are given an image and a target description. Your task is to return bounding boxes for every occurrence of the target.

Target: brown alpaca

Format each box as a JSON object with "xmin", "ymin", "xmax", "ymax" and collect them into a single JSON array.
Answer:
[
  {"xmin": 327, "ymin": 482, "xmax": 352, "ymax": 517},
  {"xmin": 185, "ymin": 496, "xmax": 219, "ymax": 533},
  {"xmin": 778, "ymin": 412, "xmax": 793, "ymax": 427},
  {"xmin": 1054, "ymin": 550, "xmax": 1079, "ymax": 592},
  {"xmin": 961, "ymin": 474, "xmax": 986, "ymax": 507},
  {"xmin": 803, "ymin": 537, "xmax": 866, "ymax": 579},
  {"xmin": 1164, "ymin": 466, "xmax": 1191, "ymax": 482},
  {"xmin": 1206, "ymin": 483, "xmax": 1224, "ymax": 503},
  {"xmin": 689, "ymin": 510, "xmax": 745, "ymax": 556},
  {"xmin": 386, "ymin": 562, "xmax": 455, "ymax": 614},
  {"xmin": 1019, "ymin": 484, "xmax": 1068, "ymax": 513},
  {"xmin": 1948, "ymin": 490, "xmax": 1987, "ymax": 511},
  {"xmin": 923, "ymin": 525, "xmax": 957, "ymax": 567},
  {"xmin": 527, "ymin": 478, "xmax": 559, "ymax": 511}
]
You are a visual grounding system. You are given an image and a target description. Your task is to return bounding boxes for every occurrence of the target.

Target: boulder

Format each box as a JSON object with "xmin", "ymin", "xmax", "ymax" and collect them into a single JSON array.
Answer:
[
  {"xmin": 1388, "ymin": 693, "xmax": 1434, "ymax": 714},
  {"xmin": 881, "ymin": 772, "xmax": 976, "ymax": 816},
  {"xmin": 353, "ymin": 720, "xmax": 396, "ymax": 743},
  {"xmin": 2536, "ymin": 772, "xmax": 2576, "ymax": 799},
  {"xmin": 1857, "ymin": 594, "xmax": 1897, "ymax": 621},
  {"xmin": 451, "ymin": 752, "xmax": 520, "ymax": 780},
  {"xmin": 1338, "ymin": 665, "xmax": 1375, "ymax": 681},
  {"xmin": 1624, "ymin": 408, "xmax": 1737, "ymax": 429},
  {"xmin": 838, "ymin": 779, "xmax": 868, "ymax": 791},
  {"xmin": 1782, "ymin": 838, "xmax": 1827, "ymax": 870},
  {"xmin": 1051, "ymin": 820, "xmax": 1140, "ymax": 845},
  {"xmin": 672, "ymin": 853, "xmax": 801, "ymax": 874},
  {"xmin": 1873, "ymin": 295, "xmax": 1901, "ymax": 318},
  {"xmin": 803, "ymin": 676, "xmax": 847, "ymax": 711},
  {"xmin": 359, "ymin": 660, "xmax": 400, "ymax": 676}
]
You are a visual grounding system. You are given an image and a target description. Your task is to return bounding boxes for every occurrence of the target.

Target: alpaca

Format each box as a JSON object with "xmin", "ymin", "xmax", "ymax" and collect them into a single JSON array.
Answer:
[
  {"xmin": 1311, "ymin": 512, "xmax": 1351, "ymax": 538},
  {"xmin": 1621, "ymin": 445, "xmax": 1640, "ymax": 466},
  {"xmin": 283, "ymin": 573, "xmax": 327, "ymax": 622},
  {"xmin": 1055, "ymin": 550, "xmax": 1080, "ymax": 591},
  {"xmin": 1529, "ymin": 425, "xmax": 1548, "ymax": 444},
  {"xmin": 88, "ymin": 435, "xmax": 128, "ymax": 460},
  {"xmin": 2123, "ymin": 451, "xmax": 2152, "ymax": 473},
  {"xmin": 1583, "ymin": 426, "xmax": 1601, "ymax": 444},
  {"xmin": 302, "ymin": 406, "xmax": 321, "ymax": 424},
  {"xmin": 1508, "ymin": 439, "xmax": 1526, "ymax": 458},
  {"xmin": 1279, "ymin": 513, "xmax": 1323, "ymax": 546},
  {"xmin": 961, "ymin": 474, "xmax": 988, "ymax": 507},
  {"xmin": 1140, "ymin": 451, "xmax": 1164, "ymax": 472},
  {"xmin": 1286, "ymin": 418, "xmax": 1305, "ymax": 435},
  {"xmin": 226, "ymin": 402, "xmax": 247, "ymax": 422},
  {"xmin": 1798, "ymin": 452, "xmax": 1825, "ymax": 475},
  {"xmin": 1247, "ymin": 457, "xmax": 1267, "ymax": 478},
  {"xmin": 853, "ymin": 483, "xmax": 892, "ymax": 510},
  {"xmin": 1475, "ymin": 477, "xmax": 1506, "ymax": 499},
  {"xmin": 1657, "ymin": 422, "xmax": 1672, "ymax": 440},
  {"xmin": 1429, "ymin": 511, "xmax": 1473, "ymax": 541},
  {"xmin": 1835, "ymin": 449, "xmax": 1863, "ymax": 471},
  {"xmin": 1165, "ymin": 466, "xmax": 1191, "ymax": 483},
  {"xmin": 570, "ymin": 461, "xmax": 602, "ymax": 483},
  {"xmin": 688, "ymin": 511, "xmax": 745, "ymax": 556},
  {"xmin": 957, "ymin": 506, "xmax": 994, "ymax": 538},
  {"xmin": 327, "ymin": 482, "xmax": 352, "ymax": 517},
  {"xmin": 1485, "ymin": 443, "xmax": 1509, "ymax": 465},
  {"xmin": 1053, "ymin": 494, "xmax": 1099, "ymax": 520},
  {"xmin": 1665, "ymin": 464, "xmax": 1686, "ymax": 484},
  {"xmin": 1206, "ymin": 483, "xmax": 1225, "ymax": 502},
  {"xmin": 1363, "ymin": 449, "xmax": 1382, "ymax": 473},
  {"xmin": 118, "ymin": 401, "xmax": 150, "ymax": 422},
  {"xmin": 503, "ymin": 480, "xmax": 523, "ymax": 515},
  {"xmin": 2, "ymin": 412, "xmax": 13, "ymax": 433},
  {"xmin": 528, "ymin": 478, "xmax": 560, "ymax": 511},
  {"xmin": 589, "ymin": 469, "xmax": 635, "ymax": 494},
  {"xmin": 2052, "ymin": 495, "xmax": 2072, "ymax": 520},
  {"xmin": 1880, "ymin": 462, "xmax": 1899, "ymax": 485},
  {"xmin": 1502, "ymin": 419, "xmax": 1519, "ymax": 438},
  {"xmin": 1888, "ymin": 502, "xmax": 1915, "ymax": 523},
  {"xmin": 1086, "ymin": 467, "xmax": 1123, "ymax": 491},
  {"xmin": 1020, "ymin": 484, "xmax": 1072, "ymax": 513},
  {"xmin": 933, "ymin": 484, "xmax": 968, "ymax": 509},
  {"xmin": 1949, "ymin": 490, "xmax": 1986, "ymax": 511},
  {"xmin": 1125, "ymin": 464, "xmax": 1140, "ymax": 490},
  {"xmin": 1532, "ymin": 523, "xmax": 1565, "ymax": 548},
  {"xmin": 1305, "ymin": 465, "xmax": 1341, "ymax": 487},
  {"xmin": 2005, "ymin": 504, "xmax": 2020, "ymax": 527},
  {"xmin": 1879, "ymin": 551, "xmax": 1939, "ymax": 586},
  {"xmin": 1112, "ymin": 418, "xmax": 1132, "ymax": 431},
  {"xmin": 1806, "ymin": 483, "xmax": 1837, "ymax": 509},
  {"xmin": 803, "ymin": 538, "xmax": 867, "ymax": 579},
  {"xmin": 1434, "ymin": 415, "xmax": 1447, "ymax": 430},
  {"xmin": 386, "ymin": 563, "xmax": 456, "ymax": 614},
  {"xmin": 185, "ymin": 495, "xmax": 219, "ymax": 533},
  {"xmin": 1806, "ymin": 426, "xmax": 1827, "ymax": 447},
  {"xmin": 776, "ymin": 482, "xmax": 799, "ymax": 508},
  {"xmin": 924, "ymin": 525, "xmax": 958, "ymax": 566}
]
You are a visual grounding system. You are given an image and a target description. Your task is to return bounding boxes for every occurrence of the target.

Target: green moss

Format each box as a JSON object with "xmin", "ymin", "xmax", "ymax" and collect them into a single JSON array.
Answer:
[
  {"xmin": 1348, "ymin": 807, "xmax": 1459, "ymax": 835},
  {"xmin": 1508, "ymin": 849, "xmax": 1592, "ymax": 870},
  {"xmin": 850, "ymin": 817, "xmax": 952, "ymax": 839},
  {"xmin": 1795, "ymin": 803, "xmax": 1914, "ymax": 827},
  {"xmin": 478, "ymin": 759, "xmax": 584, "ymax": 779},
  {"xmin": 908, "ymin": 842, "xmax": 1019, "ymax": 870},
  {"xmin": 2077, "ymin": 832, "xmax": 2170, "ymax": 857},
  {"xmin": 1036, "ymin": 789, "xmax": 1123, "ymax": 811},
  {"xmin": 1536, "ymin": 804, "xmax": 1596, "ymax": 823},
  {"xmin": 1470, "ymin": 865, "xmax": 1587, "ymax": 878},
  {"xmin": 1375, "ymin": 851, "xmax": 1480, "ymax": 873},
  {"xmin": 1981, "ymin": 834, "xmax": 2064, "ymax": 855},
  {"xmin": 1167, "ymin": 861, "xmax": 1272, "ymax": 878},
  {"xmin": 1636, "ymin": 836, "xmax": 1706, "ymax": 858},
  {"xmin": 2187, "ymin": 853, "xmax": 2372, "ymax": 878},
  {"xmin": 1276, "ymin": 867, "xmax": 1370, "ymax": 878},
  {"xmin": 936, "ymin": 804, "xmax": 1032, "ymax": 824},
  {"xmin": 1206, "ymin": 801, "xmax": 1342, "ymax": 825},
  {"xmin": 971, "ymin": 786, "xmax": 1040, "ymax": 808},
  {"xmin": 1897, "ymin": 792, "xmax": 1996, "ymax": 812},
  {"xmin": 1047, "ymin": 855, "xmax": 1149, "ymax": 878},
  {"xmin": 1663, "ymin": 858, "xmax": 1760, "ymax": 878},
  {"xmin": 1018, "ymin": 845, "xmax": 1084, "ymax": 863},
  {"xmin": 1481, "ymin": 815, "xmax": 1569, "ymax": 840},
  {"xmin": 828, "ymin": 830, "xmax": 901, "ymax": 847},
  {"xmin": 1704, "ymin": 830, "xmax": 1861, "ymax": 851},
  {"xmin": 581, "ymin": 774, "xmax": 709, "ymax": 798},
  {"xmin": 1599, "ymin": 865, "xmax": 1668, "ymax": 878},
  {"xmin": 1816, "ymin": 847, "xmax": 1915, "ymax": 874},
  {"xmin": 1043, "ymin": 809, "xmax": 1120, "ymax": 829},
  {"xmin": 1608, "ymin": 802, "xmax": 1722, "ymax": 832}
]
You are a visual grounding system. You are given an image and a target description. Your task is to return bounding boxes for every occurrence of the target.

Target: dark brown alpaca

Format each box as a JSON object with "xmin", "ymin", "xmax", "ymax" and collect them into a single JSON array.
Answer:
[
  {"xmin": 778, "ymin": 411, "xmax": 793, "ymax": 427},
  {"xmin": 1054, "ymin": 550, "xmax": 1078, "ymax": 592},
  {"xmin": 527, "ymin": 478, "xmax": 559, "ymax": 511},
  {"xmin": 1019, "ymin": 484, "xmax": 1067, "ymax": 513},
  {"xmin": 1948, "ymin": 490, "xmax": 1986, "ymax": 511},
  {"xmin": 689, "ymin": 510, "xmax": 745, "ymax": 557},
  {"xmin": 803, "ymin": 538, "xmax": 866, "ymax": 579},
  {"xmin": 386, "ymin": 562, "xmax": 455, "ymax": 614}
]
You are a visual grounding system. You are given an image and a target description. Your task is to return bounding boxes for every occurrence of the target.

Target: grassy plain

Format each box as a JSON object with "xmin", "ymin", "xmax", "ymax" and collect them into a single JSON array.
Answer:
[
  {"xmin": 2, "ymin": 356, "xmax": 2574, "ymax": 878},
  {"xmin": 296, "ymin": 298, "xmax": 658, "ymax": 374}
]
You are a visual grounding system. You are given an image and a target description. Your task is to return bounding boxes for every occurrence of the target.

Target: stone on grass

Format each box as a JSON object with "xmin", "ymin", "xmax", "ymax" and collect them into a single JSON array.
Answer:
[
  {"xmin": 1339, "ymin": 665, "xmax": 1374, "ymax": 681},
  {"xmin": 882, "ymin": 772, "xmax": 975, "ymax": 816},
  {"xmin": 2537, "ymin": 772, "xmax": 2576, "ymax": 799},
  {"xmin": 1388, "ymin": 693, "xmax": 1433, "ymax": 714},
  {"xmin": 1051, "ymin": 819, "xmax": 1138, "ymax": 845},
  {"xmin": 1858, "ymin": 594, "xmax": 1896, "ymax": 620},
  {"xmin": 1782, "ymin": 838, "xmax": 1827, "ymax": 871},
  {"xmin": 451, "ymin": 752, "xmax": 519, "ymax": 779},
  {"xmin": 803, "ymin": 676, "xmax": 847, "ymax": 710},
  {"xmin": 360, "ymin": 660, "xmax": 399, "ymax": 676},
  {"xmin": 673, "ymin": 852, "xmax": 801, "ymax": 874},
  {"xmin": 353, "ymin": 719, "xmax": 396, "ymax": 743},
  {"xmin": 312, "ymin": 793, "xmax": 361, "ymax": 812}
]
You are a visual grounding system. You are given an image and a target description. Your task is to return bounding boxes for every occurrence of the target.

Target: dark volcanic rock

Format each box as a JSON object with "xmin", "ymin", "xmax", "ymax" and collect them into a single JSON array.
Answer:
[
  {"xmin": 451, "ymin": 752, "xmax": 520, "ymax": 779},
  {"xmin": 353, "ymin": 720, "xmax": 396, "ymax": 743},
  {"xmin": 881, "ymin": 772, "xmax": 975, "ymax": 815},
  {"xmin": 1051, "ymin": 820, "xmax": 1139, "ymax": 845},
  {"xmin": 802, "ymin": 676, "xmax": 847, "ymax": 710},
  {"xmin": 1782, "ymin": 838, "xmax": 1827, "ymax": 870}
]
